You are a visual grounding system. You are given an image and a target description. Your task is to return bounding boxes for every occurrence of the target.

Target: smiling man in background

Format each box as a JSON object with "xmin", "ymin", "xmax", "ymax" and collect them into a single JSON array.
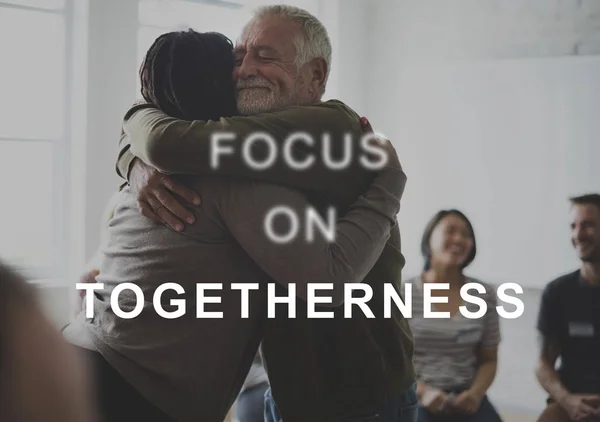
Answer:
[{"xmin": 536, "ymin": 194, "xmax": 600, "ymax": 422}]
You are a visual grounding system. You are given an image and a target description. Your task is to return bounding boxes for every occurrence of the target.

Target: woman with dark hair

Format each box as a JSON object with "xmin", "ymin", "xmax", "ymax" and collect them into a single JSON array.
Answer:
[
  {"xmin": 138, "ymin": 30, "xmax": 237, "ymax": 121},
  {"xmin": 404, "ymin": 210, "xmax": 502, "ymax": 422}
]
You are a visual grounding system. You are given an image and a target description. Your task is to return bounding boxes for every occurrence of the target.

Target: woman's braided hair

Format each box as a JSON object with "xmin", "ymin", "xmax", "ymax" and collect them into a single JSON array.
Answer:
[{"xmin": 139, "ymin": 29, "xmax": 237, "ymax": 121}]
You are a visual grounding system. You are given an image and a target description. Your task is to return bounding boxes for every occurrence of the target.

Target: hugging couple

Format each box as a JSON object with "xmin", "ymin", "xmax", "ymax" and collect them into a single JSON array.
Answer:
[{"xmin": 64, "ymin": 4, "xmax": 416, "ymax": 422}]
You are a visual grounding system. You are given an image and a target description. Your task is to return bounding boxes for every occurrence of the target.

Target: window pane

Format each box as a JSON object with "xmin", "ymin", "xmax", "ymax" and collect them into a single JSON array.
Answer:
[
  {"xmin": 139, "ymin": 0, "xmax": 251, "ymax": 42},
  {"xmin": 0, "ymin": 8, "xmax": 65, "ymax": 139},
  {"xmin": 0, "ymin": 141, "xmax": 54, "ymax": 269},
  {"xmin": 0, "ymin": 0, "xmax": 65, "ymax": 10}
]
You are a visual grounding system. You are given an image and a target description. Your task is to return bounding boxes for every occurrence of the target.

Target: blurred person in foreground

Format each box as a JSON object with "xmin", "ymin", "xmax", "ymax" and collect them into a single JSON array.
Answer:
[
  {"xmin": 65, "ymin": 16, "xmax": 410, "ymax": 422},
  {"xmin": 0, "ymin": 260, "xmax": 95, "ymax": 422},
  {"xmin": 536, "ymin": 194, "xmax": 600, "ymax": 422},
  {"xmin": 404, "ymin": 210, "xmax": 502, "ymax": 422}
]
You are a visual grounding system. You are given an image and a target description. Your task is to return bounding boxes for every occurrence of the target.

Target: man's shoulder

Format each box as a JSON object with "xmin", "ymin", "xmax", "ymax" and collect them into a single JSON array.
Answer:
[
  {"xmin": 545, "ymin": 270, "xmax": 581, "ymax": 291},
  {"xmin": 319, "ymin": 99, "xmax": 361, "ymax": 119},
  {"xmin": 259, "ymin": 99, "xmax": 362, "ymax": 135},
  {"xmin": 282, "ymin": 99, "xmax": 361, "ymax": 123},
  {"xmin": 541, "ymin": 270, "xmax": 582, "ymax": 303}
]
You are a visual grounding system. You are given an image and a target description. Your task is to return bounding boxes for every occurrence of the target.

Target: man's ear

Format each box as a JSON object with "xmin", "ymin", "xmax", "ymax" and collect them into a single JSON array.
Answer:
[{"xmin": 308, "ymin": 57, "xmax": 328, "ymax": 95}]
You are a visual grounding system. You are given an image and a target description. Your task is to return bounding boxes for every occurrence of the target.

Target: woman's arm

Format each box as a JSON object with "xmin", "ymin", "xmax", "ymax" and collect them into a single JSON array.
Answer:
[
  {"xmin": 468, "ymin": 346, "xmax": 498, "ymax": 399},
  {"xmin": 455, "ymin": 288, "xmax": 501, "ymax": 413},
  {"xmin": 452, "ymin": 347, "xmax": 498, "ymax": 414}
]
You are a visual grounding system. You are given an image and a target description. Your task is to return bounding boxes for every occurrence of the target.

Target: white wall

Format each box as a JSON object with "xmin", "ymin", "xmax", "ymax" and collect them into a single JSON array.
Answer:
[
  {"xmin": 320, "ymin": 0, "xmax": 368, "ymax": 114},
  {"xmin": 366, "ymin": 0, "xmax": 600, "ymax": 62},
  {"xmin": 364, "ymin": 0, "xmax": 600, "ymax": 289},
  {"xmin": 82, "ymin": 0, "xmax": 139, "ymax": 263},
  {"xmin": 42, "ymin": 0, "xmax": 141, "ymax": 328}
]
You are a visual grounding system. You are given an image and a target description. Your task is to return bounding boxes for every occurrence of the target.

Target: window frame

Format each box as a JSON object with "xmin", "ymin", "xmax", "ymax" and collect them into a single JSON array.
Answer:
[{"xmin": 0, "ymin": 0, "xmax": 73, "ymax": 282}]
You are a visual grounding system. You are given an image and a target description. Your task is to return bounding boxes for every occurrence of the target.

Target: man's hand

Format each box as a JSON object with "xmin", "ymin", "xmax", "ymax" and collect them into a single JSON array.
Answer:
[
  {"xmin": 453, "ymin": 389, "xmax": 483, "ymax": 414},
  {"xmin": 559, "ymin": 394, "xmax": 600, "ymax": 420},
  {"xmin": 129, "ymin": 158, "xmax": 202, "ymax": 231}
]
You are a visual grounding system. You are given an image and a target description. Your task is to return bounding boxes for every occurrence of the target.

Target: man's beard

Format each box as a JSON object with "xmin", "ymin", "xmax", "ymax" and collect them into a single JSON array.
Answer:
[
  {"xmin": 576, "ymin": 241, "xmax": 600, "ymax": 263},
  {"xmin": 236, "ymin": 76, "xmax": 309, "ymax": 115},
  {"xmin": 579, "ymin": 249, "xmax": 600, "ymax": 263}
]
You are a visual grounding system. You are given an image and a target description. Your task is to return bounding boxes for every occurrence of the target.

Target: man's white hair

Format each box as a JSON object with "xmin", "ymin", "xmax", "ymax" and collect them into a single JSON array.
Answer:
[{"xmin": 251, "ymin": 4, "xmax": 332, "ymax": 94}]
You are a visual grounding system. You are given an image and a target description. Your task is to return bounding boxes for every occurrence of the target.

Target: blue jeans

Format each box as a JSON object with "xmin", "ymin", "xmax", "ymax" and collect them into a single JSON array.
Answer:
[
  {"xmin": 264, "ymin": 384, "xmax": 418, "ymax": 422},
  {"xmin": 416, "ymin": 395, "xmax": 502, "ymax": 422},
  {"xmin": 237, "ymin": 382, "xmax": 270, "ymax": 422},
  {"xmin": 263, "ymin": 387, "xmax": 282, "ymax": 422}
]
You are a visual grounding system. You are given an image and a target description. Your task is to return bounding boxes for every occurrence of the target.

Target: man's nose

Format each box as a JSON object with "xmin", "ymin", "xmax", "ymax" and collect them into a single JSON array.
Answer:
[{"xmin": 237, "ymin": 56, "xmax": 258, "ymax": 80}]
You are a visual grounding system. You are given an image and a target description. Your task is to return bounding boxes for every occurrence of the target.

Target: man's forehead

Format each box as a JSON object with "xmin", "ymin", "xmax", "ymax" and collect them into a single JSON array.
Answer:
[
  {"xmin": 571, "ymin": 204, "xmax": 600, "ymax": 222},
  {"xmin": 234, "ymin": 44, "xmax": 279, "ymax": 55},
  {"xmin": 235, "ymin": 15, "xmax": 299, "ymax": 51}
]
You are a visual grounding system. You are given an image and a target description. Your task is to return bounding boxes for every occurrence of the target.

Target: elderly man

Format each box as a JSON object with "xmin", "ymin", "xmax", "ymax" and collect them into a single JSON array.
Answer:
[{"xmin": 116, "ymin": 5, "xmax": 417, "ymax": 422}]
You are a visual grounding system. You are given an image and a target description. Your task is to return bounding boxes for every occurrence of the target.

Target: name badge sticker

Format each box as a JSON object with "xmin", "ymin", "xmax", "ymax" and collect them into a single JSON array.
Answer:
[{"xmin": 568, "ymin": 322, "xmax": 595, "ymax": 337}]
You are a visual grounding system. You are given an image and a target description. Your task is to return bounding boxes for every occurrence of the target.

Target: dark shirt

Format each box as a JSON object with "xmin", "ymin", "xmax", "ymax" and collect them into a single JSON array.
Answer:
[{"xmin": 537, "ymin": 270, "xmax": 600, "ymax": 394}]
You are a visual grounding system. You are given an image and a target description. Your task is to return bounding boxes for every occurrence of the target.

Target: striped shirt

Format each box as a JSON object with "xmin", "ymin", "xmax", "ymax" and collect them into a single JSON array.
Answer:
[{"xmin": 404, "ymin": 276, "xmax": 501, "ymax": 392}]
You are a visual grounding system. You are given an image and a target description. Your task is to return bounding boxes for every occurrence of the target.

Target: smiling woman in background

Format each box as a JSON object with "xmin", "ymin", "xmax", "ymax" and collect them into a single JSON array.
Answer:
[{"xmin": 404, "ymin": 209, "xmax": 502, "ymax": 422}]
